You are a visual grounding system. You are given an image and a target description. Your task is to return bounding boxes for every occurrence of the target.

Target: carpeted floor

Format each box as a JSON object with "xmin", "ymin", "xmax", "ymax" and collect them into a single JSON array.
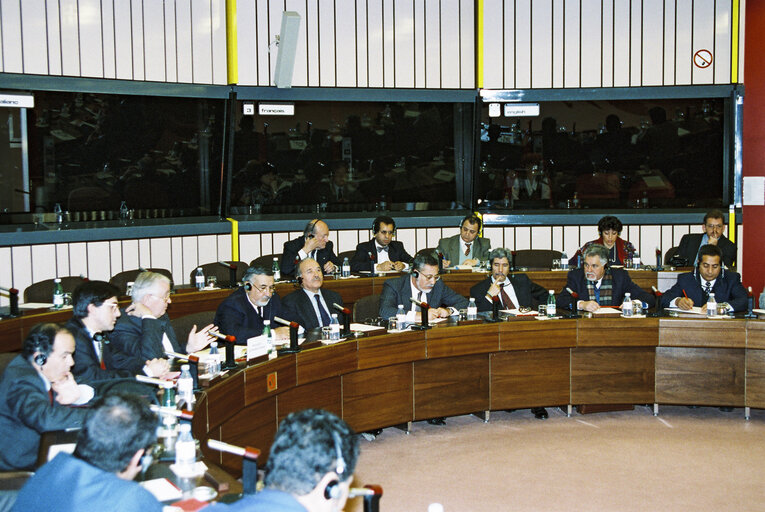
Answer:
[{"xmin": 349, "ymin": 406, "xmax": 765, "ymax": 512}]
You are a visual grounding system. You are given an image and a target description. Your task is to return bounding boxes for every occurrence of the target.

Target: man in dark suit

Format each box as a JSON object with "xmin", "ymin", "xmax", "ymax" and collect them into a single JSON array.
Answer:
[
  {"xmin": 214, "ymin": 266, "xmax": 286, "ymax": 344},
  {"xmin": 379, "ymin": 250, "xmax": 469, "ymax": 323},
  {"xmin": 316, "ymin": 160, "xmax": 364, "ymax": 204},
  {"xmin": 350, "ymin": 215, "xmax": 413, "ymax": 272},
  {"xmin": 12, "ymin": 393, "xmax": 163, "ymax": 511},
  {"xmin": 111, "ymin": 272, "xmax": 213, "ymax": 360},
  {"xmin": 280, "ymin": 219, "xmax": 341, "ymax": 278},
  {"xmin": 675, "ymin": 209, "xmax": 737, "ymax": 268},
  {"xmin": 0, "ymin": 323, "xmax": 92, "ymax": 471},
  {"xmin": 67, "ymin": 281, "xmax": 169, "ymax": 384},
  {"xmin": 470, "ymin": 247, "xmax": 550, "ymax": 420},
  {"xmin": 436, "ymin": 214, "xmax": 491, "ymax": 267},
  {"xmin": 556, "ymin": 244, "xmax": 655, "ymax": 312},
  {"xmin": 282, "ymin": 258, "xmax": 345, "ymax": 330},
  {"xmin": 661, "ymin": 244, "xmax": 747, "ymax": 312}
]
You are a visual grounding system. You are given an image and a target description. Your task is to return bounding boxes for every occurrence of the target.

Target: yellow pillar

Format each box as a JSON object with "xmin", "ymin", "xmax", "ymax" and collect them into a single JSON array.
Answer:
[{"xmin": 226, "ymin": 0, "xmax": 238, "ymax": 85}]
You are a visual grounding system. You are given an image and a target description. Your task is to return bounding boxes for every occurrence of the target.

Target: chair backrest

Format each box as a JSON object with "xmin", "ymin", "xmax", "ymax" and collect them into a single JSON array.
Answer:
[
  {"xmin": 512, "ymin": 249, "xmax": 563, "ymax": 269},
  {"xmin": 353, "ymin": 294, "xmax": 382, "ymax": 323},
  {"xmin": 190, "ymin": 262, "xmax": 249, "ymax": 287},
  {"xmin": 67, "ymin": 186, "xmax": 115, "ymax": 212},
  {"xmin": 337, "ymin": 250, "xmax": 356, "ymax": 263},
  {"xmin": 109, "ymin": 268, "xmax": 173, "ymax": 294},
  {"xmin": 23, "ymin": 276, "xmax": 86, "ymax": 303},
  {"xmin": 249, "ymin": 254, "xmax": 281, "ymax": 270},
  {"xmin": 664, "ymin": 246, "xmax": 680, "ymax": 265},
  {"xmin": 170, "ymin": 311, "xmax": 217, "ymax": 341}
]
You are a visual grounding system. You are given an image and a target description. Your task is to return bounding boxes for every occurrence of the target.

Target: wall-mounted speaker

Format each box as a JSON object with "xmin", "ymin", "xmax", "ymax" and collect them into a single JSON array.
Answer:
[{"xmin": 274, "ymin": 11, "xmax": 301, "ymax": 89}]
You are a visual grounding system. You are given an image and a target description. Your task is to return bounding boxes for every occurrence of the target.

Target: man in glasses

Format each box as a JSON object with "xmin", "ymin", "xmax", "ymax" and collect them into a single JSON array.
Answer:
[
  {"xmin": 111, "ymin": 272, "xmax": 214, "ymax": 360},
  {"xmin": 379, "ymin": 250, "xmax": 468, "ymax": 323},
  {"xmin": 675, "ymin": 209, "xmax": 737, "ymax": 268},
  {"xmin": 350, "ymin": 215, "xmax": 412, "ymax": 272},
  {"xmin": 214, "ymin": 266, "xmax": 286, "ymax": 344}
]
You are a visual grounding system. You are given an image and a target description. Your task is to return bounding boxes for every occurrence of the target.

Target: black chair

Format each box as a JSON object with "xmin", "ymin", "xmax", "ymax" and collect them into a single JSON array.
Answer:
[
  {"xmin": 249, "ymin": 254, "xmax": 281, "ymax": 269},
  {"xmin": 170, "ymin": 311, "xmax": 217, "ymax": 342},
  {"xmin": 353, "ymin": 294, "xmax": 381, "ymax": 323},
  {"xmin": 23, "ymin": 276, "xmax": 86, "ymax": 304},
  {"xmin": 664, "ymin": 246, "xmax": 680, "ymax": 266},
  {"xmin": 337, "ymin": 250, "xmax": 356, "ymax": 263},
  {"xmin": 109, "ymin": 268, "xmax": 173, "ymax": 295},
  {"xmin": 513, "ymin": 249, "xmax": 563, "ymax": 269},
  {"xmin": 189, "ymin": 261, "xmax": 249, "ymax": 288}
]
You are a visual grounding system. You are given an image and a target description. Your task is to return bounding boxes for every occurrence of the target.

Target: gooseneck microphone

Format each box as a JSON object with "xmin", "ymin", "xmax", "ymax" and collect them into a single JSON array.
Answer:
[
  {"xmin": 332, "ymin": 303, "xmax": 352, "ymax": 334},
  {"xmin": 409, "ymin": 297, "xmax": 431, "ymax": 329},
  {"xmin": 274, "ymin": 316, "xmax": 301, "ymax": 354},
  {"xmin": 565, "ymin": 287, "xmax": 581, "ymax": 318},
  {"xmin": 0, "ymin": 286, "xmax": 19, "ymax": 317},
  {"xmin": 207, "ymin": 439, "xmax": 261, "ymax": 495},
  {"xmin": 209, "ymin": 330, "xmax": 237, "ymax": 343},
  {"xmin": 208, "ymin": 330, "xmax": 237, "ymax": 370}
]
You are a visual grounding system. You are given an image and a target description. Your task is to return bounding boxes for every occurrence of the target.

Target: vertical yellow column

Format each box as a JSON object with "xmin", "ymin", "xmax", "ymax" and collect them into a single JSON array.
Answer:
[
  {"xmin": 731, "ymin": 0, "xmax": 740, "ymax": 83},
  {"xmin": 227, "ymin": 218, "xmax": 240, "ymax": 261},
  {"xmin": 226, "ymin": 0, "xmax": 238, "ymax": 85},
  {"xmin": 476, "ymin": 0, "xmax": 484, "ymax": 89},
  {"xmin": 728, "ymin": 206, "xmax": 736, "ymax": 243}
]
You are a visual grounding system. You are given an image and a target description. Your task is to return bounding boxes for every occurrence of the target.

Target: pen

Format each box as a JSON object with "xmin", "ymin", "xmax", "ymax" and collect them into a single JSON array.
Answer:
[{"xmin": 682, "ymin": 289, "xmax": 688, "ymax": 298}]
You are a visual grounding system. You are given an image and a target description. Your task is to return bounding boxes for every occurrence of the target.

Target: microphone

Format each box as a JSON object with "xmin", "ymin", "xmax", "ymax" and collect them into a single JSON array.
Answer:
[
  {"xmin": 565, "ymin": 287, "xmax": 581, "ymax": 318},
  {"xmin": 655, "ymin": 247, "xmax": 663, "ymax": 271},
  {"xmin": 368, "ymin": 251, "xmax": 376, "ymax": 276},
  {"xmin": 209, "ymin": 331, "xmax": 236, "ymax": 343},
  {"xmin": 333, "ymin": 303, "xmax": 351, "ymax": 334},
  {"xmin": 565, "ymin": 287, "xmax": 579, "ymax": 299},
  {"xmin": 0, "ymin": 286, "xmax": 19, "ymax": 294},
  {"xmin": 746, "ymin": 286, "xmax": 756, "ymax": 318},
  {"xmin": 409, "ymin": 297, "xmax": 431, "ymax": 330},
  {"xmin": 274, "ymin": 316, "xmax": 301, "ymax": 354},
  {"xmin": 150, "ymin": 404, "xmax": 194, "ymax": 421},
  {"xmin": 650, "ymin": 286, "xmax": 664, "ymax": 317},
  {"xmin": 207, "ymin": 439, "xmax": 260, "ymax": 494},
  {"xmin": 135, "ymin": 375, "xmax": 169, "ymax": 386},
  {"xmin": 165, "ymin": 351, "xmax": 200, "ymax": 363},
  {"xmin": 409, "ymin": 296, "xmax": 430, "ymax": 309},
  {"xmin": 274, "ymin": 316, "xmax": 300, "ymax": 329},
  {"xmin": 218, "ymin": 260, "xmax": 236, "ymax": 269},
  {"xmin": 332, "ymin": 303, "xmax": 351, "ymax": 315},
  {"xmin": 207, "ymin": 439, "xmax": 260, "ymax": 461},
  {"xmin": 0, "ymin": 286, "xmax": 19, "ymax": 317}
]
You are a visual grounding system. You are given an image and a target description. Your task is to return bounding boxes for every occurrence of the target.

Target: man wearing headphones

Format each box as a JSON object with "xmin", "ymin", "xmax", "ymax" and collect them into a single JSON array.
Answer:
[
  {"xmin": 13, "ymin": 393, "xmax": 163, "ymax": 512},
  {"xmin": 214, "ymin": 265, "xmax": 287, "ymax": 344},
  {"xmin": 556, "ymin": 244, "xmax": 655, "ymax": 312},
  {"xmin": 661, "ymin": 244, "xmax": 747, "ymax": 312},
  {"xmin": 282, "ymin": 258, "xmax": 345, "ymax": 330},
  {"xmin": 280, "ymin": 219, "xmax": 341, "ymax": 278},
  {"xmin": 350, "ymin": 215, "xmax": 413, "ymax": 272},
  {"xmin": 0, "ymin": 323, "xmax": 92, "ymax": 470},
  {"xmin": 205, "ymin": 408, "xmax": 359, "ymax": 512},
  {"xmin": 379, "ymin": 250, "xmax": 469, "ymax": 322},
  {"xmin": 436, "ymin": 214, "xmax": 491, "ymax": 267}
]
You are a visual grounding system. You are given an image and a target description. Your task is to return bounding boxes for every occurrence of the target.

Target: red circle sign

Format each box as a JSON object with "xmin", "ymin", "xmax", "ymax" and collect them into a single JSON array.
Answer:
[{"xmin": 693, "ymin": 49, "xmax": 713, "ymax": 68}]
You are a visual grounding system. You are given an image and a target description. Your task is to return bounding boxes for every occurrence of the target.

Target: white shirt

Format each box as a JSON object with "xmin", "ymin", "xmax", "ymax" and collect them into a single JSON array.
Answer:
[
  {"xmin": 375, "ymin": 241, "xmax": 391, "ymax": 265},
  {"xmin": 459, "ymin": 239, "xmax": 474, "ymax": 264},
  {"xmin": 38, "ymin": 372, "xmax": 94, "ymax": 406},
  {"xmin": 303, "ymin": 289, "xmax": 331, "ymax": 326},
  {"xmin": 668, "ymin": 278, "xmax": 719, "ymax": 308},
  {"xmin": 486, "ymin": 277, "xmax": 520, "ymax": 309},
  {"xmin": 140, "ymin": 313, "xmax": 175, "ymax": 355}
]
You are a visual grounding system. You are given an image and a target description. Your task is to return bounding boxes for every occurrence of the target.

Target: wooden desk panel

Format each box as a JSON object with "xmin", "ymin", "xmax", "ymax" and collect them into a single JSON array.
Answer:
[
  {"xmin": 219, "ymin": 398, "xmax": 277, "ymax": 475},
  {"xmin": 357, "ymin": 330, "xmax": 426, "ymax": 370},
  {"xmin": 413, "ymin": 354, "xmax": 490, "ymax": 420},
  {"xmin": 659, "ymin": 319, "xmax": 747, "ymax": 348},
  {"xmin": 342, "ymin": 363, "xmax": 413, "ymax": 432},
  {"xmin": 206, "ymin": 370, "xmax": 246, "ymax": 430},
  {"xmin": 745, "ymin": 349, "xmax": 765, "ymax": 408},
  {"xmin": 577, "ymin": 317, "xmax": 659, "ymax": 347},
  {"xmin": 571, "ymin": 347, "xmax": 655, "ymax": 404},
  {"xmin": 745, "ymin": 320, "xmax": 765, "ymax": 349},
  {"xmin": 296, "ymin": 340, "xmax": 358, "ymax": 385},
  {"xmin": 244, "ymin": 354, "xmax": 297, "ymax": 406},
  {"xmin": 656, "ymin": 347, "xmax": 745, "ymax": 406},
  {"xmin": 499, "ymin": 319, "xmax": 577, "ymax": 350},
  {"xmin": 426, "ymin": 323, "xmax": 499, "ymax": 358},
  {"xmin": 277, "ymin": 377, "xmax": 342, "ymax": 424},
  {"xmin": 490, "ymin": 349, "xmax": 570, "ymax": 409}
]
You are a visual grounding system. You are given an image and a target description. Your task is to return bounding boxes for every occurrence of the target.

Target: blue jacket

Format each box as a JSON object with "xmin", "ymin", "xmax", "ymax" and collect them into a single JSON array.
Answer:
[
  {"xmin": 203, "ymin": 488, "xmax": 307, "ymax": 511},
  {"xmin": 556, "ymin": 267, "xmax": 655, "ymax": 310},
  {"xmin": 214, "ymin": 287, "xmax": 283, "ymax": 344},
  {"xmin": 379, "ymin": 274, "xmax": 469, "ymax": 319},
  {"xmin": 661, "ymin": 269, "xmax": 748, "ymax": 312}
]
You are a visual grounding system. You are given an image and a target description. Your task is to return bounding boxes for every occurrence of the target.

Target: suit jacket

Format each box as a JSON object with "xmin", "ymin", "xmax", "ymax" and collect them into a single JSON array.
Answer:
[
  {"xmin": 280, "ymin": 236, "xmax": 341, "ymax": 277},
  {"xmin": 661, "ymin": 270, "xmax": 748, "ymax": 312},
  {"xmin": 12, "ymin": 453, "xmax": 163, "ymax": 512},
  {"xmin": 350, "ymin": 239, "xmax": 413, "ymax": 272},
  {"xmin": 379, "ymin": 275, "xmax": 469, "ymax": 319},
  {"xmin": 470, "ymin": 274, "xmax": 548, "ymax": 312},
  {"xmin": 67, "ymin": 318, "xmax": 143, "ymax": 384},
  {"xmin": 676, "ymin": 233, "xmax": 737, "ymax": 268},
  {"xmin": 436, "ymin": 234, "xmax": 491, "ymax": 264},
  {"xmin": 202, "ymin": 489, "xmax": 305, "ymax": 512},
  {"xmin": 282, "ymin": 288, "xmax": 345, "ymax": 330},
  {"xmin": 0, "ymin": 356, "xmax": 89, "ymax": 471},
  {"xmin": 110, "ymin": 313, "xmax": 183, "ymax": 361},
  {"xmin": 556, "ymin": 267, "xmax": 656, "ymax": 311},
  {"xmin": 214, "ymin": 287, "xmax": 283, "ymax": 345}
]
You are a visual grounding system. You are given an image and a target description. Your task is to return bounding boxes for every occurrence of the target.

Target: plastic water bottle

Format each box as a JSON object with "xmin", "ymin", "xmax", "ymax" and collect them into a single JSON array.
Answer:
[
  {"xmin": 272, "ymin": 257, "xmax": 281, "ymax": 281},
  {"xmin": 52, "ymin": 278, "xmax": 64, "ymax": 309},
  {"xmin": 263, "ymin": 320, "xmax": 276, "ymax": 359},
  {"xmin": 759, "ymin": 289, "xmax": 765, "ymax": 310},
  {"xmin": 467, "ymin": 297, "xmax": 478, "ymax": 320},
  {"xmin": 633, "ymin": 251, "xmax": 641, "ymax": 269},
  {"xmin": 560, "ymin": 252, "xmax": 568, "ymax": 270},
  {"xmin": 342, "ymin": 257, "xmax": 351, "ymax": 278},
  {"xmin": 546, "ymin": 290, "xmax": 556, "ymax": 317},
  {"xmin": 329, "ymin": 314, "xmax": 340, "ymax": 341},
  {"xmin": 707, "ymin": 292, "xmax": 717, "ymax": 317},
  {"xmin": 177, "ymin": 364, "xmax": 194, "ymax": 409},
  {"xmin": 119, "ymin": 200, "xmax": 129, "ymax": 221},
  {"xmin": 207, "ymin": 342, "xmax": 220, "ymax": 376},
  {"xmin": 174, "ymin": 423, "xmax": 196, "ymax": 469},
  {"xmin": 622, "ymin": 292, "xmax": 633, "ymax": 317},
  {"xmin": 396, "ymin": 304, "xmax": 407, "ymax": 328},
  {"xmin": 160, "ymin": 381, "xmax": 177, "ymax": 431},
  {"xmin": 53, "ymin": 203, "xmax": 63, "ymax": 226},
  {"xmin": 195, "ymin": 267, "xmax": 205, "ymax": 290}
]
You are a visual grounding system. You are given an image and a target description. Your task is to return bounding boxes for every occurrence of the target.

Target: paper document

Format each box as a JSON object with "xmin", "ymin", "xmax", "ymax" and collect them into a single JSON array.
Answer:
[
  {"xmin": 666, "ymin": 306, "xmax": 707, "ymax": 315},
  {"xmin": 140, "ymin": 478, "xmax": 183, "ymax": 501},
  {"xmin": 591, "ymin": 307, "xmax": 623, "ymax": 315},
  {"xmin": 504, "ymin": 308, "xmax": 539, "ymax": 317},
  {"xmin": 350, "ymin": 323, "xmax": 385, "ymax": 332}
]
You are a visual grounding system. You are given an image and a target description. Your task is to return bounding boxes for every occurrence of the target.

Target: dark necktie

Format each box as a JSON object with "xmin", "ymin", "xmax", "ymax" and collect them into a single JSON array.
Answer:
[
  {"xmin": 464, "ymin": 243, "xmax": 471, "ymax": 257},
  {"xmin": 589, "ymin": 281, "xmax": 600, "ymax": 303},
  {"xmin": 94, "ymin": 333, "xmax": 106, "ymax": 370},
  {"xmin": 258, "ymin": 306, "xmax": 264, "ymax": 318},
  {"xmin": 415, "ymin": 291, "xmax": 423, "ymax": 312},
  {"xmin": 704, "ymin": 282, "xmax": 712, "ymax": 301},
  {"xmin": 48, "ymin": 388, "xmax": 54, "ymax": 405},
  {"xmin": 500, "ymin": 284, "xmax": 515, "ymax": 309},
  {"xmin": 314, "ymin": 294, "xmax": 331, "ymax": 326}
]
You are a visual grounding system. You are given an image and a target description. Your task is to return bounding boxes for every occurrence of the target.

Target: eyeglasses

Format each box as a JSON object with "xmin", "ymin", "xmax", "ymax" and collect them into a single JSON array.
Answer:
[
  {"xmin": 419, "ymin": 273, "xmax": 441, "ymax": 282},
  {"xmin": 252, "ymin": 285, "xmax": 276, "ymax": 293},
  {"xmin": 149, "ymin": 293, "xmax": 171, "ymax": 303}
]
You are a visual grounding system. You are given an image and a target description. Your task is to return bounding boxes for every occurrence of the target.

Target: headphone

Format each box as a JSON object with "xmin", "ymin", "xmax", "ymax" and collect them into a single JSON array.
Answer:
[
  {"xmin": 304, "ymin": 219, "xmax": 320, "ymax": 240},
  {"xmin": 323, "ymin": 431, "xmax": 346, "ymax": 501},
  {"xmin": 34, "ymin": 353, "xmax": 47, "ymax": 366},
  {"xmin": 244, "ymin": 282, "xmax": 252, "ymax": 291},
  {"xmin": 412, "ymin": 269, "xmax": 419, "ymax": 278}
]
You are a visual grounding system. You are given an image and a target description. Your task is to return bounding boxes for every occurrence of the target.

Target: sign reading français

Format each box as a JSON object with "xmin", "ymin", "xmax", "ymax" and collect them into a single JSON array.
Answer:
[
  {"xmin": 258, "ymin": 103, "xmax": 295, "ymax": 116},
  {"xmin": 0, "ymin": 94, "xmax": 34, "ymax": 108}
]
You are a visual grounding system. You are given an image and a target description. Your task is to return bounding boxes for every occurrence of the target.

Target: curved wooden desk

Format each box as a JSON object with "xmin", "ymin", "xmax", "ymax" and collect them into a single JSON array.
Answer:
[{"xmin": 193, "ymin": 315, "xmax": 765, "ymax": 475}]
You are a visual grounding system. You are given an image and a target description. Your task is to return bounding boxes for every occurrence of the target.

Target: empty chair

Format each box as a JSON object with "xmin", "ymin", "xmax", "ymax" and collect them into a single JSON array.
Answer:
[
  {"xmin": 512, "ymin": 249, "xmax": 563, "ymax": 269},
  {"xmin": 170, "ymin": 311, "xmax": 217, "ymax": 344},
  {"xmin": 353, "ymin": 294, "xmax": 381, "ymax": 323},
  {"xmin": 664, "ymin": 246, "xmax": 680, "ymax": 265},
  {"xmin": 337, "ymin": 250, "xmax": 356, "ymax": 263},
  {"xmin": 249, "ymin": 254, "xmax": 281, "ymax": 269},
  {"xmin": 23, "ymin": 276, "xmax": 86, "ymax": 304},
  {"xmin": 66, "ymin": 186, "xmax": 116, "ymax": 212},
  {"xmin": 109, "ymin": 268, "xmax": 173, "ymax": 294},
  {"xmin": 189, "ymin": 261, "xmax": 249, "ymax": 288}
]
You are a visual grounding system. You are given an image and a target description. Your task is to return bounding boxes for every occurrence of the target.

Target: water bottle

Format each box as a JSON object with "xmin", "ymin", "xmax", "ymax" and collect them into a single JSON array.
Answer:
[
  {"xmin": 177, "ymin": 364, "xmax": 194, "ymax": 409},
  {"xmin": 633, "ymin": 252, "xmax": 641, "ymax": 269},
  {"xmin": 560, "ymin": 252, "xmax": 568, "ymax": 270},
  {"xmin": 207, "ymin": 342, "xmax": 220, "ymax": 376},
  {"xmin": 272, "ymin": 257, "xmax": 281, "ymax": 281},
  {"xmin": 706, "ymin": 292, "xmax": 717, "ymax": 318},
  {"xmin": 53, "ymin": 203, "xmax": 63, "ymax": 226},
  {"xmin": 263, "ymin": 320, "xmax": 276, "ymax": 359},
  {"xmin": 329, "ymin": 314, "xmax": 340, "ymax": 341},
  {"xmin": 174, "ymin": 423, "xmax": 196, "ymax": 469},
  {"xmin": 546, "ymin": 290, "xmax": 556, "ymax": 317},
  {"xmin": 161, "ymin": 381, "xmax": 177, "ymax": 431},
  {"xmin": 52, "ymin": 278, "xmax": 64, "ymax": 309},
  {"xmin": 759, "ymin": 289, "xmax": 765, "ymax": 310},
  {"xmin": 119, "ymin": 200, "xmax": 129, "ymax": 221},
  {"xmin": 396, "ymin": 304, "xmax": 407, "ymax": 328},
  {"xmin": 622, "ymin": 292, "xmax": 633, "ymax": 317},
  {"xmin": 467, "ymin": 298, "xmax": 478, "ymax": 320},
  {"xmin": 342, "ymin": 257, "xmax": 351, "ymax": 278},
  {"xmin": 195, "ymin": 267, "xmax": 205, "ymax": 290}
]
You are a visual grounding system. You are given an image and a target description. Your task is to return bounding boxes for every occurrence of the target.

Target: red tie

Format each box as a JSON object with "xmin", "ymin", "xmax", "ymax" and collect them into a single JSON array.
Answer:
[
  {"xmin": 48, "ymin": 388, "xmax": 54, "ymax": 405},
  {"xmin": 500, "ymin": 284, "xmax": 515, "ymax": 309},
  {"xmin": 465, "ymin": 243, "xmax": 471, "ymax": 256}
]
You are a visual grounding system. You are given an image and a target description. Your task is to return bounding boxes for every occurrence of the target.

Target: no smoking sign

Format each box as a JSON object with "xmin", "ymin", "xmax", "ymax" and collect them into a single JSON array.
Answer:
[{"xmin": 693, "ymin": 49, "xmax": 713, "ymax": 68}]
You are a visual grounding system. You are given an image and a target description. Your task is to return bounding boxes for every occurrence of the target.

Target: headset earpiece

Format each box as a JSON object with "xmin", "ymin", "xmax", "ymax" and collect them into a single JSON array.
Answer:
[
  {"xmin": 324, "ymin": 479, "xmax": 340, "ymax": 500},
  {"xmin": 244, "ymin": 282, "xmax": 252, "ymax": 291},
  {"xmin": 372, "ymin": 221, "xmax": 378, "ymax": 234},
  {"xmin": 324, "ymin": 430, "xmax": 346, "ymax": 501},
  {"xmin": 34, "ymin": 353, "xmax": 47, "ymax": 366},
  {"xmin": 412, "ymin": 269, "xmax": 419, "ymax": 278}
]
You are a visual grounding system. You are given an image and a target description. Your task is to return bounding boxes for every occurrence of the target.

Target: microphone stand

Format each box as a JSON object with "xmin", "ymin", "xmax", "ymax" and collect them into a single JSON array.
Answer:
[
  {"xmin": 207, "ymin": 440, "xmax": 261, "ymax": 495},
  {"xmin": 745, "ymin": 287, "xmax": 757, "ymax": 318},
  {"xmin": 0, "ymin": 286, "xmax": 19, "ymax": 318},
  {"xmin": 368, "ymin": 252, "xmax": 376, "ymax": 277},
  {"xmin": 649, "ymin": 287, "xmax": 664, "ymax": 318},
  {"xmin": 274, "ymin": 317, "xmax": 302, "ymax": 354},
  {"xmin": 166, "ymin": 352, "xmax": 200, "ymax": 390}
]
